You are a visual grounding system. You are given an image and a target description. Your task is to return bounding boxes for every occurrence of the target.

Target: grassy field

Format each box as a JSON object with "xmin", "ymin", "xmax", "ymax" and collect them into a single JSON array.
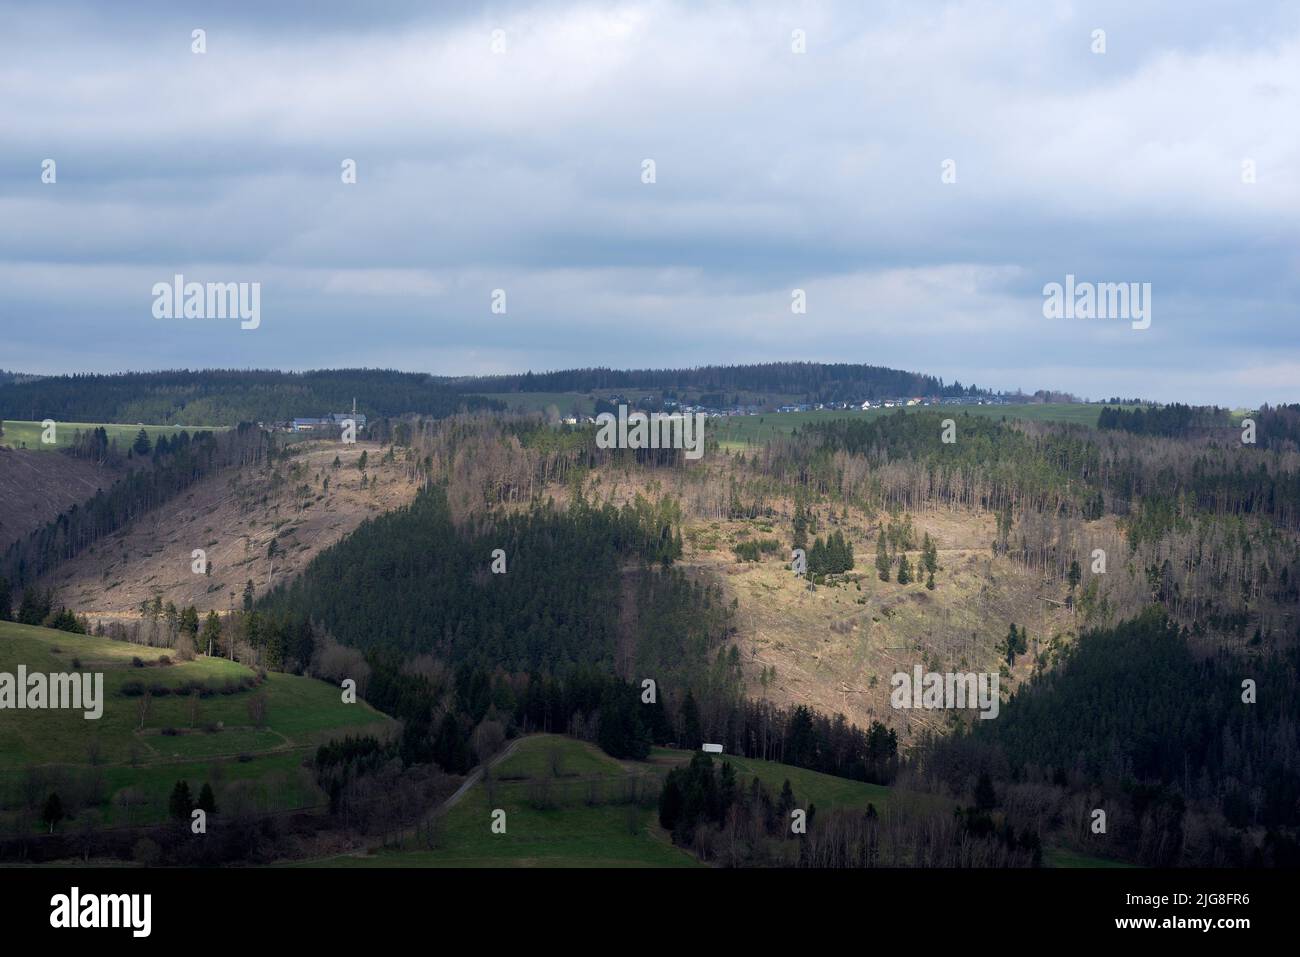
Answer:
[
  {"xmin": 276, "ymin": 730, "xmax": 1112, "ymax": 867},
  {"xmin": 316, "ymin": 734, "xmax": 699, "ymax": 868},
  {"xmin": 0, "ymin": 420, "xmax": 226, "ymax": 452},
  {"xmin": 713, "ymin": 403, "xmax": 1141, "ymax": 449},
  {"xmin": 316, "ymin": 734, "xmax": 945, "ymax": 868},
  {"xmin": 646, "ymin": 746, "xmax": 944, "ymax": 815},
  {"xmin": 0, "ymin": 622, "xmax": 394, "ymax": 828}
]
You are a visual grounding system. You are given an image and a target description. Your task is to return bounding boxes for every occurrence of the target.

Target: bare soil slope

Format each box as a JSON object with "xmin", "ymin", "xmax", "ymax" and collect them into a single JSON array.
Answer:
[
  {"xmin": 0, "ymin": 446, "xmax": 122, "ymax": 551},
  {"xmin": 40, "ymin": 440, "xmax": 420, "ymax": 625},
  {"xmin": 686, "ymin": 511, "xmax": 1082, "ymax": 746},
  {"xmin": 556, "ymin": 468, "xmax": 1102, "ymax": 747}
]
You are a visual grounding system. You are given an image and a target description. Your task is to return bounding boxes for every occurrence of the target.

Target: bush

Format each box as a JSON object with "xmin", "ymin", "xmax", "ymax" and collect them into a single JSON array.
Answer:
[
  {"xmin": 158, "ymin": 655, "xmax": 172, "ymax": 666},
  {"xmin": 119, "ymin": 680, "xmax": 146, "ymax": 697},
  {"xmin": 131, "ymin": 657, "xmax": 145, "ymax": 668},
  {"xmin": 160, "ymin": 727, "xmax": 178, "ymax": 736}
]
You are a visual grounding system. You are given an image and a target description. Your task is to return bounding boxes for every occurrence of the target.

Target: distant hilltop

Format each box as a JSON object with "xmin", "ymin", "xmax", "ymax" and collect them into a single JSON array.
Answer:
[{"xmin": 0, "ymin": 363, "xmax": 1064, "ymax": 428}]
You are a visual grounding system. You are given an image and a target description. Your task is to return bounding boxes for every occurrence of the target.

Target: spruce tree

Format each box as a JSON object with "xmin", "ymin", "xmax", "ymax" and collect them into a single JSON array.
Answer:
[
  {"xmin": 897, "ymin": 554, "xmax": 913, "ymax": 585},
  {"xmin": 922, "ymin": 533, "xmax": 939, "ymax": 576},
  {"xmin": 197, "ymin": 782, "xmax": 217, "ymax": 814},
  {"xmin": 792, "ymin": 502, "xmax": 808, "ymax": 551},
  {"xmin": 680, "ymin": 690, "xmax": 702, "ymax": 750},
  {"xmin": 1004, "ymin": 623, "xmax": 1026, "ymax": 666},
  {"xmin": 169, "ymin": 780, "xmax": 193, "ymax": 820},
  {"xmin": 876, "ymin": 534, "xmax": 890, "ymax": 582},
  {"xmin": 200, "ymin": 610, "xmax": 221, "ymax": 656},
  {"xmin": 42, "ymin": 793, "xmax": 65, "ymax": 833},
  {"xmin": 809, "ymin": 536, "xmax": 826, "ymax": 576}
]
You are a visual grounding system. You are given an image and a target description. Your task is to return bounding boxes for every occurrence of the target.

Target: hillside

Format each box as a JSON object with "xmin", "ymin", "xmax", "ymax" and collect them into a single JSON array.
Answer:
[
  {"xmin": 549, "ymin": 470, "xmax": 1088, "ymax": 745},
  {"xmin": 687, "ymin": 508, "xmax": 1089, "ymax": 745},
  {"xmin": 0, "ymin": 369, "xmax": 498, "ymax": 426},
  {"xmin": 0, "ymin": 447, "xmax": 121, "ymax": 552},
  {"xmin": 319, "ymin": 733, "xmax": 928, "ymax": 867},
  {"xmin": 322, "ymin": 735, "xmax": 697, "ymax": 868},
  {"xmin": 35, "ymin": 439, "xmax": 420, "ymax": 626},
  {"xmin": 0, "ymin": 623, "xmax": 394, "ymax": 834},
  {"xmin": 451, "ymin": 361, "xmax": 991, "ymax": 403}
]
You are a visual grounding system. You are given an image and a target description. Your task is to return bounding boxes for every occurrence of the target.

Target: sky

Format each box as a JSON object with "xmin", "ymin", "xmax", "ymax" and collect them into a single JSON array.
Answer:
[{"xmin": 1, "ymin": 0, "xmax": 1296, "ymax": 405}]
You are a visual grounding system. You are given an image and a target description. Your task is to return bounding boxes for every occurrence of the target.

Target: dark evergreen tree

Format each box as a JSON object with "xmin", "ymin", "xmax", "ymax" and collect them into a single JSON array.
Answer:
[
  {"xmin": 41, "ymin": 793, "xmax": 64, "ymax": 833},
  {"xmin": 168, "ymin": 780, "xmax": 193, "ymax": 820},
  {"xmin": 680, "ymin": 690, "xmax": 703, "ymax": 750},
  {"xmin": 792, "ymin": 501, "xmax": 808, "ymax": 551},
  {"xmin": 596, "ymin": 681, "xmax": 651, "ymax": 760},
  {"xmin": 197, "ymin": 782, "xmax": 217, "ymax": 814},
  {"xmin": 875, "ymin": 534, "xmax": 890, "ymax": 582}
]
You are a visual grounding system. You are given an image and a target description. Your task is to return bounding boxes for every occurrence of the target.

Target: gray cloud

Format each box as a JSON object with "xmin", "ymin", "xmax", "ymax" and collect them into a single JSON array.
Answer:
[{"xmin": 1, "ymin": 0, "xmax": 1297, "ymax": 405}]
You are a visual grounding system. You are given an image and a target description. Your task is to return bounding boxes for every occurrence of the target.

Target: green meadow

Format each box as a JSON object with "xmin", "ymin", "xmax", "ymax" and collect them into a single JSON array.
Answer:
[
  {"xmin": 646, "ymin": 746, "xmax": 939, "ymax": 815},
  {"xmin": 315, "ymin": 735, "xmax": 697, "ymax": 868},
  {"xmin": 0, "ymin": 420, "xmax": 226, "ymax": 452},
  {"xmin": 0, "ymin": 622, "xmax": 393, "ymax": 828},
  {"xmin": 315, "ymin": 734, "xmax": 936, "ymax": 868}
]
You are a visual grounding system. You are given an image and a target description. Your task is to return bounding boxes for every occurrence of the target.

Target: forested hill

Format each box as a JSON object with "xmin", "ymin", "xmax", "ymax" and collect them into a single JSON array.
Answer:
[
  {"xmin": 0, "ymin": 369, "xmax": 500, "ymax": 425},
  {"xmin": 0, "ymin": 370, "xmax": 42, "ymax": 386},
  {"xmin": 0, "ymin": 363, "xmax": 989, "ymax": 424},
  {"xmin": 258, "ymin": 485, "xmax": 711, "ymax": 675},
  {"xmin": 923, "ymin": 609, "xmax": 1300, "ymax": 866},
  {"xmin": 449, "ymin": 362, "xmax": 990, "ymax": 402},
  {"xmin": 1100, "ymin": 402, "xmax": 1300, "ymax": 448},
  {"xmin": 2, "ymin": 423, "xmax": 270, "ymax": 587}
]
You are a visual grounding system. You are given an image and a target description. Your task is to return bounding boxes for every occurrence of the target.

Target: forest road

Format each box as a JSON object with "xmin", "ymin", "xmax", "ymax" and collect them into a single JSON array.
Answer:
[{"xmin": 436, "ymin": 735, "xmax": 527, "ymax": 815}]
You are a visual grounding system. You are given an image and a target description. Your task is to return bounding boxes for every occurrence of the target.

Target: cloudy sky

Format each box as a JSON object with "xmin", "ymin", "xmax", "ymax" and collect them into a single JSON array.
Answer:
[{"xmin": 1, "ymin": 0, "xmax": 1296, "ymax": 405}]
